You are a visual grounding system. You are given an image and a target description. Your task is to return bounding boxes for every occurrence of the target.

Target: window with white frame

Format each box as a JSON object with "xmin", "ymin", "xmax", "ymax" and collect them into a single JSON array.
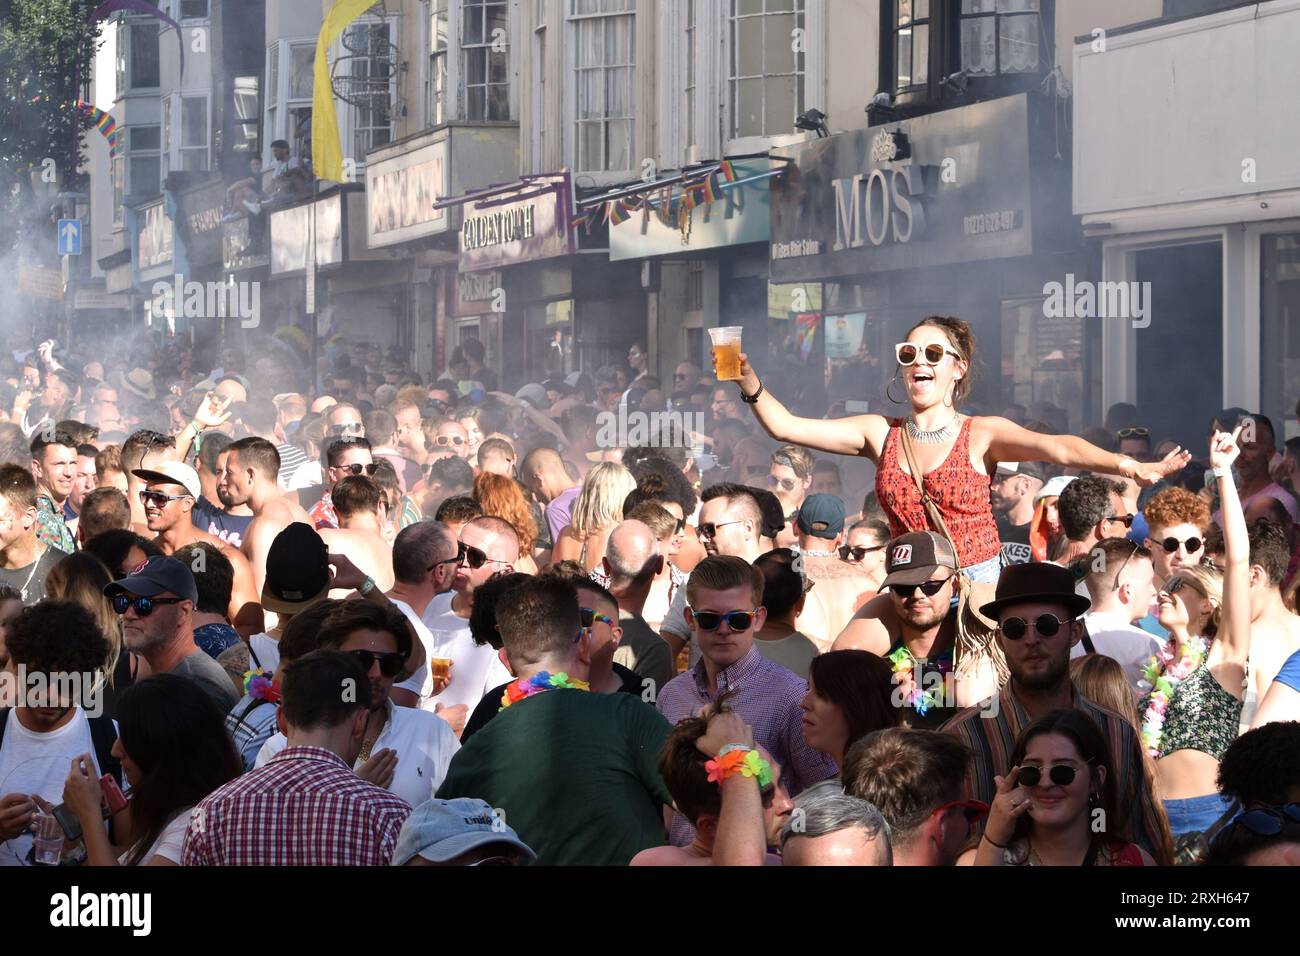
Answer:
[
  {"xmin": 569, "ymin": 0, "xmax": 635, "ymax": 174},
  {"xmin": 265, "ymin": 40, "xmax": 316, "ymax": 166},
  {"xmin": 342, "ymin": 17, "xmax": 397, "ymax": 160},
  {"xmin": 129, "ymin": 125, "xmax": 162, "ymax": 199},
  {"xmin": 427, "ymin": 0, "xmax": 449, "ymax": 126},
  {"xmin": 232, "ymin": 75, "xmax": 259, "ymax": 155},
  {"xmin": 462, "ymin": 0, "xmax": 509, "ymax": 120},
  {"xmin": 895, "ymin": 0, "xmax": 930, "ymax": 90},
  {"xmin": 117, "ymin": 19, "xmax": 161, "ymax": 96},
  {"xmin": 531, "ymin": 0, "xmax": 546, "ymax": 164},
  {"xmin": 729, "ymin": 0, "xmax": 805, "ymax": 140},
  {"xmin": 179, "ymin": 0, "xmax": 209, "ymax": 19},
  {"xmin": 113, "ymin": 154, "xmax": 125, "ymax": 226},
  {"xmin": 179, "ymin": 94, "xmax": 209, "ymax": 171},
  {"xmin": 960, "ymin": 0, "xmax": 1041, "ymax": 76}
]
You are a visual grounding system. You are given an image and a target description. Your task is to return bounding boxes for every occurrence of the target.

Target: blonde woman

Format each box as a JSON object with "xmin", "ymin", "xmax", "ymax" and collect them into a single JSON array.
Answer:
[
  {"xmin": 551, "ymin": 462, "xmax": 637, "ymax": 572},
  {"xmin": 43, "ymin": 551, "xmax": 137, "ymax": 720}
]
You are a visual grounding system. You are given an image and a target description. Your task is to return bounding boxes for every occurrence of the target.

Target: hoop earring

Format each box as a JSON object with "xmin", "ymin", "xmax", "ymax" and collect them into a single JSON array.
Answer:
[{"xmin": 886, "ymin": 374, "xmax": 906, "ymax": 406}]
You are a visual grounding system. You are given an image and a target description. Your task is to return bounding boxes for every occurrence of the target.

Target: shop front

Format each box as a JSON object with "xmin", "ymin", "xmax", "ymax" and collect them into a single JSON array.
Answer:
[{"xmin": 770, "ymin": 93, "xmax": 1096, "ymax": 430}]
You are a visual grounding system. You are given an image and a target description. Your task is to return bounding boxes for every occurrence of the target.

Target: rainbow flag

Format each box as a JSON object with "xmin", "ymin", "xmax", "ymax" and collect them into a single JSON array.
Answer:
[
  {"xmin": 718, "ymin": 160, "xmax": 737, "ymax": 183},
  {"xmin": 700, "ymin": 172, "xmax": 721, "ymax": 203},
  {"xmin": 607, "ymin": 197, "xmax": 633, "ymax": 226},
  {"xmin": 77, "ymin": 100, "xmax": 121, "ymax": 157}
]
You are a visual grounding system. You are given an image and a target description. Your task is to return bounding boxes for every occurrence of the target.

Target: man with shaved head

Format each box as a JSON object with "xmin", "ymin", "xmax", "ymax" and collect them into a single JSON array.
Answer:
[
  {"xmin": 419, "ymin": 515, "xmax": 517, "ymax": 712},
  {"xmin": 520, "ymin": 446, "xmax": 582, "ymax": 541},
  {"xmin": 222, "ymin": 437, "xmax": 310, "ymax": 594},
  {"xmin": 603, "ymin": 520, "xmax": 674, "ymax": 692}
]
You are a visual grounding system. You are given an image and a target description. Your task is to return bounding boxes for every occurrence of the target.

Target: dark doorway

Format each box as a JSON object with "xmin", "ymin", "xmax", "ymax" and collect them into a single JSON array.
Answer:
[{"xmin": 1135, "ymin": 242, "xmax": 1222, "ymax": 453}]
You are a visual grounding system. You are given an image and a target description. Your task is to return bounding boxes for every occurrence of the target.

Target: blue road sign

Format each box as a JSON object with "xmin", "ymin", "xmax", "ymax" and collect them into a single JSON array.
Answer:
[{"xmin": 57, "ymin": 219, "xmax": 82, "ymax": 256}]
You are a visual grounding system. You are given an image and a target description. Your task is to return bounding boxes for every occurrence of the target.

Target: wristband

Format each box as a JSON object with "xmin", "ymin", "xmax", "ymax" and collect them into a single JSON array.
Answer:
[
  {"xmin": 705, "ymin": 748, "xmax": 773, "ymax": 789},
  {"xmin": 739, "ymin": 381, "xmax": 764, "ymax": 404},
  {"xmin": 1212, "ymin": 466, "xmax": 1231, "ymax": 479},
  {"xmin": 358, "ymin": 576, "xmax": 377, "ymax": 596},
  {"xmin": 715, "ymin": 743, "xmax": 753, "ymax": 760},
  {"xmin": 981, "ymin": 833, "xmax": 1009, "ymax": 850}
]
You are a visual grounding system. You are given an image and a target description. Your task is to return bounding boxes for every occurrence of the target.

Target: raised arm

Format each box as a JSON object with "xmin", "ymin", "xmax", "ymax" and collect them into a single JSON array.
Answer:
[
  {"xmin": 733, "ymin": 353, "xmax": 888, "ymax": 460},
  {"xmin": 978, "ymin": 417, "xmax": 1191, "ymax": 488},
  {"xmin": 1209, "ymin": 427, "xmax": 1250, "ymax": 668}
]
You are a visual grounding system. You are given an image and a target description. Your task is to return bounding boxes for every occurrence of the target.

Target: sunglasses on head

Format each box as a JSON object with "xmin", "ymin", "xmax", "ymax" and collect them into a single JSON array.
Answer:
[
  {"xmin": 691, "ymin": 609, "xmax": 757, "ymax": 632},
  {"xmin": 895, "ymin": 342, "xmax": 962, "ymax": 367},
  {"xmin": 1018, "ymin": 764, "xmax": 1087, "ymax": 788},
  {"xmin": 336, "ymin": 462, "xmax": 379, "ymax": 476},
  {"xmin": 112, "ymin": 594, "xmax": 185, "ymax": 617},
  {"xmin": 999, "ymin": 613, "xmax": 1069, "ymax": 640},
  {"xmin": 840, "ymin": 544, "xmax": 885, "ymax": 562},
  {"xmin": 1160, "ymin": 536, "xmax": 1202, "ymax": 554},
  {"xmin": 461, "ymin": 543, "xmax": 509, "ymax": 570},
  {"xmin": 580, "ymin": 607, "xmax": 616, "ymax": 629},
  {"xmin": 139, "ymin": 489, "xmax": 191, "ymax": 507},
  {"xmin": 1116, "ymin": 427, "xmax": 1150, "ymax": 440},
  {"xmin": 349, "ymin": 648, "xmax": 405, "ymax": 678},
  {"xmin": 890, "ymin": 577, "xmax": 952, "ymax": 598}
]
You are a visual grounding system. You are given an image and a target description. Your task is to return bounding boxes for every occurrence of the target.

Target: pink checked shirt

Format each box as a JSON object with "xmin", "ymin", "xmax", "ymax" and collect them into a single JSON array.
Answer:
[{"xmin": 181, "ymin": 746, "xmax": 411, "ymax": 866}]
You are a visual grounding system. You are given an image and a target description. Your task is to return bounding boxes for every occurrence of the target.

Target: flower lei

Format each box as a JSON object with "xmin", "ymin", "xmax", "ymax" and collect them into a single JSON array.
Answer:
[
  {"xmin": 1138, "ymin": 634, "xmax": 1207, "ymax": 758},
  {"xmin": 499, "ymin": 671, "xmax": 591, "ymax": 710},
  {"xmin": 243, "ymin": 669, "xmax": 280, "ymax": 704},
  {"xmin": 704, "ymin": 748, "xmax": 773, "ymax": 789},
  {"xmin": 888, "ymin": 645, "xmax": 952, "ymax": 717}
]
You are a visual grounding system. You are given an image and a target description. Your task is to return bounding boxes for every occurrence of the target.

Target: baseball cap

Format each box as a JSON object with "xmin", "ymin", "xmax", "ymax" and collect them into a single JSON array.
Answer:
[
  {"xmin": 796, "ymin": 494, "xmax": 845, "ymax": 540},
  {"xmin": 391, "ymin": 798, "xmax": 536, "ymax": 866},
  {"xmin": 1034, "ymin": 475, "xmax": 1076, "ymax": 503},
  {"xmin": 880, "ymin": 532, "xmax": 959, "ymax": 590},
  {"xmin": 515, "ymin": 383, "xmax": 550, "ymax": 410},
  {"xmin": 261, "ymin": 522, "xmax": 332, "ymax": 615},
  {"xmin": 132, "ymin": 461, "xmax": 201, "ymax": 500},
  {"xmin": 104, "ymin": 555, "xmax": 199, "ymax": 604},
  {"xmin": 995, "ymin": 461, "xmax": 1047, "ymax": 482}
]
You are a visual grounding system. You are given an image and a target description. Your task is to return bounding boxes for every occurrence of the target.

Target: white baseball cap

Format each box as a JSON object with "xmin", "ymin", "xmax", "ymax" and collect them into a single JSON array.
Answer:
[{"xmin": 132, "ymin": 461, "xmax": 201, "ymax": 500}]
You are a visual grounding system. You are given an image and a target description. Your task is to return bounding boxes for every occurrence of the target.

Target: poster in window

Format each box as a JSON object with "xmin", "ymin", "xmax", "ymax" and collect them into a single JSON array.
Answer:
[{"xmin": 825, "ymin": 312, "xmax": 866, "ymax": 359}]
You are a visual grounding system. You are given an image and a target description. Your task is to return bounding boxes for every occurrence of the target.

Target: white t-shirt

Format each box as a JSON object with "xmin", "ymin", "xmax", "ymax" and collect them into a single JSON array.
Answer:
[
  {"xmin": 255, "ymin": 702, "xmax": 458, "ymax": 808},
  {"xmin": 121, "ymin": 808, "xmax": 191, "ymax": 866},
  {"xmin": 288, "ymin": 460, "xmax": 323, "ymax": 491},
  {"xmin": 248, "ymin": 633, "xmax": 280, "ymax": 676},
  {"xmin": 417, "ymin": 592, "xmax": 513, "ymax": 711},
  {"xmin": 661, "ymin": 585, "xmax": 703, "ymax": 667},
  {"xmin": 391, "ymin": 597, "xmax": 440, "ymax": 709},
  {"xmin": 0, "ymin": 709, "xmax": 105, "ymax": 866},
  {"xmin": 1072, "ymin": 610, "xmax": 1164, "ymax": 696}
]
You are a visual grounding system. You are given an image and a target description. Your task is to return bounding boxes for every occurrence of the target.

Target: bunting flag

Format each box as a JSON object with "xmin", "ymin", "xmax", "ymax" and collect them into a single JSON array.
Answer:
[
  {"xmin": 700, "ymin": 172, "xmax": 722, "ymax": 204},
  {"xmin": 607, "ymin": 197, "xmax": 633, "ymax": 226},
  {"xmin": 718, "ymin": 160, "xmax": 737, "ymax": 183},
  {"xmin": 312, "ymin": 0, "xmax": 382, "ymax": 184}
]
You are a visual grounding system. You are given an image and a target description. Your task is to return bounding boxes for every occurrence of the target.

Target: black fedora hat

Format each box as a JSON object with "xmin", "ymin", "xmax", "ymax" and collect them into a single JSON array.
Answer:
[{"xmin": 978, "ymin": 562, "xmax": 1091, "ymax": 620}]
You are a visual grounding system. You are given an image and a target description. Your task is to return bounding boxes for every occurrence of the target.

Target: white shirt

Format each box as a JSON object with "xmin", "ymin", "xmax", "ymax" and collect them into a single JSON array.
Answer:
[
  {"xmin": 288, "ymin": 460, "xmax": 323, "ymax": 491},
  {"xmin": 248, "ymin": 633, "xmax": 280, "ymax": 675},
  {"xmin": 1072, "ymin": 610, "xmax": 1164, "ymax": 696},
  {"xmin": 417, "ymin": 591, "xmax": 513, "ymax": 711},
  {"xmin": 255, "ymin": 701, "xmax": 459, "ymax": 808},
  {"xmin": 0, "ymin": 709, "xmax": 104, "ymax": 866},
  {"xmin": 123, "ymin": 809, "xmax": 191, "ymax": 865},
  {"xmin": 390, "ymin": 597, "xmax": 440, "ymax": 709}
]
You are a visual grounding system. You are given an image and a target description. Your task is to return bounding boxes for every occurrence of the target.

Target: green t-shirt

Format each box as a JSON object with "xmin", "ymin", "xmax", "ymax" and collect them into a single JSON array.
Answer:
[{"xmin": 436, "ymin": 688, "xmax": 673, "ymax": 866}]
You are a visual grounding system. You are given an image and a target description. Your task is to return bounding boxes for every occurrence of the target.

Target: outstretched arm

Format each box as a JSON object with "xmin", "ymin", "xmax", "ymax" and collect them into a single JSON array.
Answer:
[
  {"xmin": 1210, "ymin": 427, "xmax": 1250, "ymax": 669},
  {"xmin": 979, "ymin": 417, "xmax": 1191, "ymax": 488},
  {"xmin": 733, "ymin": 353, "xmax": 888, "ymax": 460}
]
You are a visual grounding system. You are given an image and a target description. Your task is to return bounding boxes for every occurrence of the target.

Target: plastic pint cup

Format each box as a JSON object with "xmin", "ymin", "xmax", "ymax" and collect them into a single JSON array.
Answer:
[{"xmin": 708, "ymin": 326, "xmax": 744, "ymax": 381}]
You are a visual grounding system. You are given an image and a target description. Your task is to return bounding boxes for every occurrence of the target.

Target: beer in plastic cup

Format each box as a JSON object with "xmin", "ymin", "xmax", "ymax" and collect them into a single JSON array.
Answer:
[
  {"xmin": 33, "ymin": 814, "xmax": 62, "ymax": 866},
  {"xmin": 708, "ymin": 326, "xmax": 744, "ymax": 381},
  {"xmin": 429, "ymin": 658, "xmax": 452, "ymax": 683}
]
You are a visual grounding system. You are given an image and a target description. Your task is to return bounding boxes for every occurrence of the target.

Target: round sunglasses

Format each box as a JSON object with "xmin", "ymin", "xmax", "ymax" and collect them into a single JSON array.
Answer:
[
  {"xmin": 999, "ymin": 613, "xmax": 1069, "ymax": 640},
  {"xmin": 896, "ymin": 342, "xmax": 962, "ymax": 367},
  {"xmin": 112, "ymin": 594, "xmax": 186, "ymax": 617},
  {"xmin": 435, "ymin": 435, "xmax": 467, "ymax": 446},
  {"xmin": 1160, "ymin": 536, "xmax": 1202, "ymax": 554},
  {"xmin": 691, "ymin": 609, "xmax": 758, "ymax": 632},
  {"xmin": 349, "ymin": 648, "xmax": 405, "ymax": 678},
  {"xmin": 1018, "ymin": 764, "xmax": 1087, "ymax": 788}
]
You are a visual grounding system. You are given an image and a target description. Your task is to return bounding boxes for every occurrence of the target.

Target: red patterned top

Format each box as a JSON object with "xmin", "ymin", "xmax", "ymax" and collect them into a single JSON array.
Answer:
[{"xmin": 875, "ymin": 417, "xmax": 1000, "ymax": 567}]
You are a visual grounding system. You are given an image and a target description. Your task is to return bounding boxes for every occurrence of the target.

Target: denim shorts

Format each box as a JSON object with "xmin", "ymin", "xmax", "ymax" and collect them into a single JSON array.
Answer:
[
  {"xmin": 961, "ymin": 554, "xmax": 1004, "ymax": 585},
  {"xmin": 1164, "ymin": 792, "xmax": 1235, "ymax": 838}
]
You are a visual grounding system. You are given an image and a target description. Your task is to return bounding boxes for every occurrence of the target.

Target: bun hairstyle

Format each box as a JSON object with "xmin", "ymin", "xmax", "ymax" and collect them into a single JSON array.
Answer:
[{"xmin": 909, "ymin": 316, "xmax": 976, "ymax": 405}]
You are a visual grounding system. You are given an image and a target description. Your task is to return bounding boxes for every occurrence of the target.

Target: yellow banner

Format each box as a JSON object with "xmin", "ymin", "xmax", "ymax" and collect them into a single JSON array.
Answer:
[{"xmin": 311, "ymin": 0, "xmax": 381, "ymax": 184}]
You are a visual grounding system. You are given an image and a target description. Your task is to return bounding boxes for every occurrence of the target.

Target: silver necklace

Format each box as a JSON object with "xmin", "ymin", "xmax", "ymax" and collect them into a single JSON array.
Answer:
[
  {"xmin": 905, "ymin": 414, "xmax": 960, "ymax": 445},
  {"xmin": 16, "ymin": 544, "xmax": 46, "ymax": 603},
  {"xmin": 800, "ymin": 548, "xmax": 837, "ymax": 558}
]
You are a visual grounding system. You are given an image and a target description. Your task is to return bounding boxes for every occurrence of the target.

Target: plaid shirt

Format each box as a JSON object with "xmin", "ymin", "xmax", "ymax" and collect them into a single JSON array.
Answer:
[
  {"xmin": 181, "ymin": 746, "xmax": 411, "ymax": 866},
  {"xmin": 35, "ymin": 494, "xmax": 75, "ymax": 554},
  {"xmin": 657, "ymin": 645, "xmax": 838, "ymax": 845},
  {"xmin": 942, "ymin": 686, "xmax": 1170, "ymax": 864}
]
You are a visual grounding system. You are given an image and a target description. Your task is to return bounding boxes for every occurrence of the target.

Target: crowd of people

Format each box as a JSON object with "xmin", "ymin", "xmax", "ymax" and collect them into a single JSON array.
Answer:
[{"xmin": 0, "ymin": 316, "xmax": 1298, "ymax": 868}]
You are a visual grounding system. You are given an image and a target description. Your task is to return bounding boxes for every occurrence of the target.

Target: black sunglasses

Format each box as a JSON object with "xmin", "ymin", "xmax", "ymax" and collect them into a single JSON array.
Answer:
[
  {"xmin": 112, "ymin": 594, "xmax": 186, "ymax": 617},
  {"xmin": 698, "ymin": 520, "xmax": 745, "ymax": 540},
  {"xmin": 429, "ymin": 543, "xmax": 466, "ymax": 571},
  {"xmin": 329, "ymin": 424, "xmax": 364, "ymax": 436},
  {"xmin": 1105, "ymin": 514, "xmax": 1135, "ymax": 528},
  {"xmin": 461, "ymin": 543, "xmax": 509, "ymax": 570},
  {"xmin": 1018, "ymin": 764, "xmax": 1087, "ymax": 788},
  {"xmin": 840, "ymin": 544, "xmax": 885, "ymax": 562},
  {"xmin": 1160, "ymin": 536, "xmax": 1203, "ymax": 554},
  {"xmin": 336, "ymin": 463, "xmax": 379, "ymax": 476},
  {"xmin": 1225, "ymin": 803, "xmax": 1300, "ymax": 838},
  {"xmin": 139, "ymin": 489, "xmax": 191, "ymax": 507},
  {"xmin": 349, "ymin": 649, "xmax": 405, "ymax": 678},
  {"xmin": 1000, "ymin": 613, "xmax": 1069, "ymax": 640},
  {"xmin": 691, "ymin": 609, "xmax": 756, "ymax": 632},
  {"xmin": 890, "ymin": 578, "xmax": 951, "ymax": 598}
]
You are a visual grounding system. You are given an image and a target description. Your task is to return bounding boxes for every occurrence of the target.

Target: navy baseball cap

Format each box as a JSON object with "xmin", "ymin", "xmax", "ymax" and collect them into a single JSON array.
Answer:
[{"xmin": 104, "ymin": 555, "xmax": 199, "ymax": 604}]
